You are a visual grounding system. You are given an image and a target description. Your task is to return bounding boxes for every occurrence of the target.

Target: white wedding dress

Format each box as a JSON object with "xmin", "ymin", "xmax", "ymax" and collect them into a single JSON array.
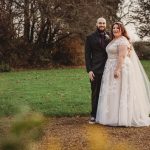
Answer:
[{"xmin": 96, "ymin": 36, "xmax": 150, "ymax": 127}]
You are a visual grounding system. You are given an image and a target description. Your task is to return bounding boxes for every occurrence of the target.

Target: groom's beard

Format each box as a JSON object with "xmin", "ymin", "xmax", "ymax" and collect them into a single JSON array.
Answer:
[{"xmin": 97, "ymin": 27, "xmax": 106, "ymax": 32}]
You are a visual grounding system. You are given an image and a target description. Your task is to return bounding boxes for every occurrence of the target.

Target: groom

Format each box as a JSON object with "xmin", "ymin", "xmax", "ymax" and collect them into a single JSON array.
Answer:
[{"xmin": 85, "ymin": 17, "xmax": 110, "ymax": 124}]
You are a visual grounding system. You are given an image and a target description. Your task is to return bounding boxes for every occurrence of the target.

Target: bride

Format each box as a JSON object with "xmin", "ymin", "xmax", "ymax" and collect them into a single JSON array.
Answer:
[{"xmin": 96, "ymin": 22, "xmax": 150, "ymax": 127}]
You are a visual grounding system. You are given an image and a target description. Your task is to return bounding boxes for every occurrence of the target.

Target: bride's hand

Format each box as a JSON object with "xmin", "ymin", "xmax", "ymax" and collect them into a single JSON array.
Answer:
[
  {"xmin": 127, "ymin": 48, "xmax": 131, "ymax": 57},
  {"xmin": 114, "ymin": 70, "xmax": 120, "ymax": 79}
]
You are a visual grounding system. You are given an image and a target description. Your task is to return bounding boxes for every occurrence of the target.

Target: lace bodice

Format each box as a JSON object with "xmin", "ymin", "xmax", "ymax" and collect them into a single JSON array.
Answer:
[{"xmin": 106, "ymin": 36, "xmax": 130, "ymax": 59}]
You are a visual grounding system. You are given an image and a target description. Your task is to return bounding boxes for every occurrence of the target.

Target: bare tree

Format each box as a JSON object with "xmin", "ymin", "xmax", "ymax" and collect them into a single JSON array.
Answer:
[
  {"xmin": 118, "ymin": 0, "xmax": 150, "ymax": 39},
  {"xmin": 0, "ymin": 0, "xmax": 122, "ymax": 68},
  {"xmin": 133, "ymin": 0, "xmax": 150, "ymax": 38}
]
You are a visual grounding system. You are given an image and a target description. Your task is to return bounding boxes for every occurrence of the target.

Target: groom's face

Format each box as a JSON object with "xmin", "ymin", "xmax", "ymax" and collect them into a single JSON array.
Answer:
[{"xmin": 96, "ymin": 18, "xmax": 106, "ymax": 31}]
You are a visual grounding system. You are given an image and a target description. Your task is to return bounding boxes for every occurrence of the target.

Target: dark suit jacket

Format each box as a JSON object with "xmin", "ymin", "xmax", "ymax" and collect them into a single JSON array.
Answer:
[{"xmin": 85, "ymin": 30, "xmax": 110, "ymax": 74}]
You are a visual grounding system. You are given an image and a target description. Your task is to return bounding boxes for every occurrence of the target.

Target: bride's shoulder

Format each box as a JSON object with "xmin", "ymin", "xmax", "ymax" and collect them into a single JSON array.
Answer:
[
  {"xmin": 117, "ymin": 36, "xmax": 130, "ymax": 45},
  {"xmin": 119, "ymin": 36, "xmax": 128, "ymax": 41}
]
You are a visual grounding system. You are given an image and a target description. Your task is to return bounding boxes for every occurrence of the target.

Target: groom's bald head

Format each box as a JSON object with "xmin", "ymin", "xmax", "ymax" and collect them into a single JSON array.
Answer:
[
  {"xmin": 96, "ymin": 17, "xmax": 106, "ymax": 24},
  {"xmin": 96, "ymin": 17, "xmax": 106, "ymax": 31}
]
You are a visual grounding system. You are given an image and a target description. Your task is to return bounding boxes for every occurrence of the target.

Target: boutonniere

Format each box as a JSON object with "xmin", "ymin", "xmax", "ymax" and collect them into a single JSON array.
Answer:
[{"xmin": 105, "ymin": 33, "xmax": 110, "ymax": 40}]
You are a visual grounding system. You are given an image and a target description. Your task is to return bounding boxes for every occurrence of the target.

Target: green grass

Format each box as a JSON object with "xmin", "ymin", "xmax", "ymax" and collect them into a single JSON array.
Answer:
[
  {"xmin": 0, "ymin": 68, "xmax": 91, "ymax": 117},
  {"xmin": 141, "ymin": 60, "xmax": 150, "ymax": 77},
  {"xmin": 0, "ymin": 60, "xmax": 150, "ymax": 117}
]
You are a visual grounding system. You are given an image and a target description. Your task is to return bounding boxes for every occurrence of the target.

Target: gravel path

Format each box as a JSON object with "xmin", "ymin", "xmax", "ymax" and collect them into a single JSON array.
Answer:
[
  {"xmin": 1, "ymin": 117, "xmax": 149, "ymax": 150},
  {"xmin": 35, "ymin": 117, "xmax": 150, "ymax": 150}
]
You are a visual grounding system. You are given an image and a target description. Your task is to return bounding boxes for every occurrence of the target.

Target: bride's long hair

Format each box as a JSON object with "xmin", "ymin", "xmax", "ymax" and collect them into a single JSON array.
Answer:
[{"xmin": 111, "ymin": 22, "xmax": 130, "ymax": 42}]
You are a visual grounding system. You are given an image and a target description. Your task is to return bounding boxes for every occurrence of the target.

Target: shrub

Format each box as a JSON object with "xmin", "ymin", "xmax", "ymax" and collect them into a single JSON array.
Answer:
[
  {"xmin": 0, "ymin": 62, "xmax": 11, "ymax": 72},
  {"xmin": 133, "ymin": 41, "xmax": 150, "ymax": 60},
  {"xmin": 0, "ymin": 109, "xmax": 45, "ymax": 150},
  {"xmin": 52, "ymin": 36, "xmax": 84, "ymax": 66}
]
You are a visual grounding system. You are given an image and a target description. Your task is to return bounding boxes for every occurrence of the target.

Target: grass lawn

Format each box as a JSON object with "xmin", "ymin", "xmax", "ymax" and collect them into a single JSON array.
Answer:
[
  {"xmin": 0, "ymin": 67, "xmax": 90, "ymax": 117},
  {"xmin": 0, "ymin": 60, "xmax": 150, "ymax": 117}
]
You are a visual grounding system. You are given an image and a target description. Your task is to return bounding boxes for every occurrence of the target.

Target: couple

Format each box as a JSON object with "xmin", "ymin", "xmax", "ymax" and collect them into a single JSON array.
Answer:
[{"xmin": 85, "ymin": 17, "xmax": 150, "ymax": 127}]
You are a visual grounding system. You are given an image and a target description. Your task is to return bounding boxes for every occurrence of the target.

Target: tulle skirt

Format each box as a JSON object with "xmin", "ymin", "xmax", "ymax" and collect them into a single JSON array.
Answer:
[{"xmin": 96, "ymin": 57, "xmax": 150, "ymax": 127}]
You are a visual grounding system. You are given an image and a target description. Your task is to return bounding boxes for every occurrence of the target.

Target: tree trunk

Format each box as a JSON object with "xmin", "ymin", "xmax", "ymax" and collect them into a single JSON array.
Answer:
[{"xmin": 24, "ymin": 0, "xmax": 30, "ymax": 42}]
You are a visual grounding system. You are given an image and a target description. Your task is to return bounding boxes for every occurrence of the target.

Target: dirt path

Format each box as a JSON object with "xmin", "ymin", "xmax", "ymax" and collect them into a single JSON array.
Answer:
[{"xmin": 34, "ymin": 117, "xmax": 150, "ymax": 150}]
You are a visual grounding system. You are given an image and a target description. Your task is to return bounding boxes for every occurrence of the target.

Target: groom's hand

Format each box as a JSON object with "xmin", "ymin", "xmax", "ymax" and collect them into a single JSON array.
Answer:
[{"xmin": 89, "ymin": 71, "xmax": 95, "ymax": 81}]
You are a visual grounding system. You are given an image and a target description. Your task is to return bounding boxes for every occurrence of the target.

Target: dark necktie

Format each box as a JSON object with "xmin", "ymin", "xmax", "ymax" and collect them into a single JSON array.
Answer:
[{"xmin": 99, "ymin": 32, "xmax": 105, "ymax": 49}]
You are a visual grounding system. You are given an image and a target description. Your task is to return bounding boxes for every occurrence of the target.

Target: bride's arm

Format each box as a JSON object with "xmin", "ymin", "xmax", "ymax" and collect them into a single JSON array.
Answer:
[{"xmin": 114, "ymin": 45, "xmax": 128, "ymax": 78}]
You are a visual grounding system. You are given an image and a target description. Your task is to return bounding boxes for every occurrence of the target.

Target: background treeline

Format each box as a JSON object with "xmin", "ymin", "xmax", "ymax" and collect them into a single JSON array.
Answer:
[
  {"xmin": 0, "ymin": 0, "xmax": 149, "ymax": 72},
  {"xmin": 0, "ymin": 0, "xmax": 120, "ymax": 71}
]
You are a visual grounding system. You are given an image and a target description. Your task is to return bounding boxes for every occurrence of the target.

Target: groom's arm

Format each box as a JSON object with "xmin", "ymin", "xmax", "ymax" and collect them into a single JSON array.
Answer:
[{"xmin": 85, "ymin": 36, "xmax": 92, "ymax": 73}]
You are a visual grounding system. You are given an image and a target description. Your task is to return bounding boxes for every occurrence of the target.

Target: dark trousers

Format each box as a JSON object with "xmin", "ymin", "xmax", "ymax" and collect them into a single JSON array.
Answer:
[{"xmin": 90, "ymin": 73, "xmax": 103, "ymax": 118}]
